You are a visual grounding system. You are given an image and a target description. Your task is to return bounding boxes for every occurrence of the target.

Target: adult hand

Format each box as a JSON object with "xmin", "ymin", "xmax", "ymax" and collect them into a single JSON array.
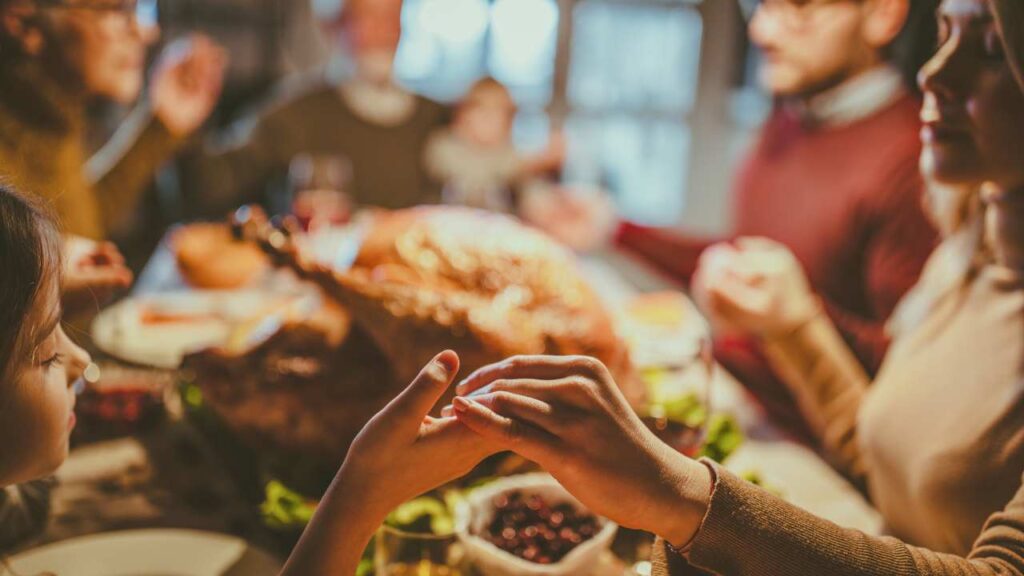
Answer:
[
  {"xmin": 151, "ymin": 35, "xmax": 226, "ymax": 138},
  {"xmin": 62, "ymin": 236, "xmax": 133, "ymax": 316},
  {"xmin": 520, "ymin": 185, "xmax": 618, "ymax": 252},
  {"xmin": 691, "ymin": 237, "xmax": 821, "ymax": 337},
  {"xmin": 282, "ymin": 351, "xmax": 500, "ymax": 576},
  {"xmin": 448, "ymin": 355, "xmax": 713, "ymax": 549}
]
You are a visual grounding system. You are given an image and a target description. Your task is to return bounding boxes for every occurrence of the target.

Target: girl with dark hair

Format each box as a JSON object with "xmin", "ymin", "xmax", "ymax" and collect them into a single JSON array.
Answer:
[{"xmin": 0, "ymin": 182, "xmax": 498, "ymax": 573}]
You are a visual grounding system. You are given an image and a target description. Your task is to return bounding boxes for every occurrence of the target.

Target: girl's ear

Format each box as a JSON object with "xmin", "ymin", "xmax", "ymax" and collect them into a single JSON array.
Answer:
[{"xmin": 1, "ymin": 4, "xmax": 45, "ymax": 56}]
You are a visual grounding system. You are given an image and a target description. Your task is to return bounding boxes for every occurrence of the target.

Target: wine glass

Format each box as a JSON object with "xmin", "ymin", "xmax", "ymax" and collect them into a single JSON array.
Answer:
[
  {"xmin": 289, "ymin": 153, "xmax": 353, "ymax": 231},
  {"xmin": 621, "ymin": 292, "xmax": 714, "ymax": 457}
]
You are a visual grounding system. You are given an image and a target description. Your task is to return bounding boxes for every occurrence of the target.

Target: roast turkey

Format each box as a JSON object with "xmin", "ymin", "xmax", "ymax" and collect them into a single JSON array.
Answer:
[{"xmin": 186, "ymin": 207, "xmax": 638, "ymax": 469}]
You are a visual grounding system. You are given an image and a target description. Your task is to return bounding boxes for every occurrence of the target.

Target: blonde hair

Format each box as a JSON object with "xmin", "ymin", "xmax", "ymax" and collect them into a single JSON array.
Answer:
[
  {"xmin": 992, "ymin": 0, "xmax": 1024, "ymax": 93},
  {"xmin": 887, "ymin": 180, "xmax": 984, "ymax": 337}
]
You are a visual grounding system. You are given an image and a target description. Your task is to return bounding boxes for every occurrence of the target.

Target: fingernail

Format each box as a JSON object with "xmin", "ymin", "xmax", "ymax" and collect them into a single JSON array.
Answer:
[
  {"xmin": 435, "ymin": 351, "xmax": 458, "ymax": 374},
  {"xmin": 453, "ymin": 397, "xmax": 470, "ymax": 413}
]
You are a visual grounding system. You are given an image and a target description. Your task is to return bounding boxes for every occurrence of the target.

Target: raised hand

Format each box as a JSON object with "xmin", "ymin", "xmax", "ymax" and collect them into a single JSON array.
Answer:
[
  {"xmin": 281, "ymin": 351, "xmax": 500, "ymax": 575},
  {"xmin": 61, "ymin": 236, "xmax": 133, "ymax": 316},
  {"xmin": 150, "ymin": 35, "xmax": 226, "ymax": 137},
  {"xmin": 691, "ymin": 237, "xmax": 821, "ymax": 337},
  {"xmin": 339, "ymin": 350, "xmax": 498, "ymax": 509},
  {"xmin": 448, "ymin": 355, "xmax": 713, "ymax": 549}
]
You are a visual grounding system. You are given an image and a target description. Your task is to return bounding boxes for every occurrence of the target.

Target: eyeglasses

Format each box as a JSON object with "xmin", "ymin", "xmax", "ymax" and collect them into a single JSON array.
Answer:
[
  {"xmin": 737, "ymin": 0, "xmax": 853, "ymax": 29},
  {"xmin": 36, "ymin": 0, "xmax": 159, "ymax": 28}
]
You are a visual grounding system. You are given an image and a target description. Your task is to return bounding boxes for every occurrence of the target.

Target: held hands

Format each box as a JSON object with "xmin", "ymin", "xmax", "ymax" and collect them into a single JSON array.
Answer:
[
  {"xmin": 691, "ymin": 237, "xmax": 821, "ymax": 337},
  {"xmin": 445, "ymin": 355, "xmax": 713, "ymax": 549},
  {"xmin": 283, "ymin": 351, "xmax": 499, "ymax": 575},
  {"xmin": 151, "ymin": 35, "xmax": 227, "ymax": 138},
  {"xmin": 335, "ymin": 351, "xmax": 499, "ymax": 517},
  {"xmin": 61, "ymin": 236, "xmax": 133, "ymax": 316}
]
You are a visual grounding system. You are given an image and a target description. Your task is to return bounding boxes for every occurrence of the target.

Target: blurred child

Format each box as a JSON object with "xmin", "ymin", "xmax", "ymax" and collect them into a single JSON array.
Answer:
[{"xmin": 426, "ymin": 77, "xmax": 564, "ymax": 213}]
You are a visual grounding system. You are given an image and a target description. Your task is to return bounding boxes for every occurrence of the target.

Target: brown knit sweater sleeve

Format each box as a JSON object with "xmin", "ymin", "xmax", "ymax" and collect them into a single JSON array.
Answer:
[
  {"xmin": 87, "ymin": 105, "xmax": 182, "ymax": 233},
  {"xmin": 760, "ymin": 312, "xmax": 872, "ymax": 487},
  {"xmin": 651, "ymin": 462, "xmax": 1024, "ymax": 575}
]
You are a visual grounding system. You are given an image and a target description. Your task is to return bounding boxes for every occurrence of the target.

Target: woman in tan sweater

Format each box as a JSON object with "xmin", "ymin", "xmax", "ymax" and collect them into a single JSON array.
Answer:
[
  {"xmin": 449, "ymin": 0, "xmax": 1024, "ymax": 573},
  {"xmin": 0, "ymin": 0, "xmax": 224, "ymax": 240}
]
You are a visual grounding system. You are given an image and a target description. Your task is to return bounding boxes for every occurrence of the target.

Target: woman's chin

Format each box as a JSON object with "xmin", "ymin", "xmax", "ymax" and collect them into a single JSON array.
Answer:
[{"xmin": 921, "ymin": 144, "xmax": 987, "ymax": 188}]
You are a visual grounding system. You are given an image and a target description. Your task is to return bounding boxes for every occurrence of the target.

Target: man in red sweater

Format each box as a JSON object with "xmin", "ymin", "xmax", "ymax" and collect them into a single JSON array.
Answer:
[{"xmin": 617, "ymin": 0, "xmax": 938, "ymax": 439}]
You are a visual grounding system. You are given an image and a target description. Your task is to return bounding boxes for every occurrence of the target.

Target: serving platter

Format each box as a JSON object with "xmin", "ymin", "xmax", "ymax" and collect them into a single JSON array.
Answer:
[{"xmin": 91, "ymin": 289, "xmax": 319, "ymax": 369}]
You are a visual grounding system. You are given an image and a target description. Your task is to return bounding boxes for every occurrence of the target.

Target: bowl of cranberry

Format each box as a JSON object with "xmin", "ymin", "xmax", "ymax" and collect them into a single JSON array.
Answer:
[{"xmin": 455, "ymin": 473, "xmax": 617, "ymax": 576}]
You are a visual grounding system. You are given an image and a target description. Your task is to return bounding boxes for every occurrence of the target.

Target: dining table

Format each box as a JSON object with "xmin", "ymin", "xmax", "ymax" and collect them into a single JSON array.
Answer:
[{"xmin": 22, "ymin": 230, "xmax": 883, "ymax": 574}]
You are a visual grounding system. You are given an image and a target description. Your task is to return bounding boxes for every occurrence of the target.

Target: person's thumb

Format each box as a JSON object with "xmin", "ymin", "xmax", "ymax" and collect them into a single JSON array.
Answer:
[{"xmin": 387, "ymin": 351, "xmax": 460, "ymax": 436}]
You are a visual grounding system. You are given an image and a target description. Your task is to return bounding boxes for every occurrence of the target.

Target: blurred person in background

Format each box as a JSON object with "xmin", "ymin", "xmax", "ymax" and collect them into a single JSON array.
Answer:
[
  {"xmin": 425, "ymin": 76, "xmax": 566, "ymax": 214},
  {"xmin": 0, "ymin": 0, "xmax": 225, "ymax": 242},
  {"xmin": 182, "ymin": 0, "xmax": 450, "ymax": 217},
  {"xmin": 614, "ymin": 0, "xmax": 941, "ymax": 440}
]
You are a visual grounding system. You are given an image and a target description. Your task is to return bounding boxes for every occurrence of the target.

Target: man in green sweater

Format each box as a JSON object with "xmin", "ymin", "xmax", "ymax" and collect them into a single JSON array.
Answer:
[{"xmin": 183, "ymin": 0, "xmax": 450, "ymax": 216}]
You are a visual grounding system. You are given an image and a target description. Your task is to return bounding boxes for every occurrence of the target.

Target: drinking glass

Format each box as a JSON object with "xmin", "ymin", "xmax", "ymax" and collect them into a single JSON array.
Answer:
[
  {"xmin": 289, "ymin": 153, "xmax": 353, "ymax": 231},
  {"xmin": 375, "ymin": 525, "xmax": 464, "ymax": 576},
  {"xmin": 622, "ymin": 292, "xmax": 714, "ymax": 457}
]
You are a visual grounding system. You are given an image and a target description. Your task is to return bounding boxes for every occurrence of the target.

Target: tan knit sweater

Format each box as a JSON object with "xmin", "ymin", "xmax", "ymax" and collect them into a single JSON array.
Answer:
[
  {"xmin": 0, "ymin": 58, "xmax": 181, "ymax": 240},
  {"xmin": 653, "ymin": 193, "xmax": 1024, "ymax": 575}
]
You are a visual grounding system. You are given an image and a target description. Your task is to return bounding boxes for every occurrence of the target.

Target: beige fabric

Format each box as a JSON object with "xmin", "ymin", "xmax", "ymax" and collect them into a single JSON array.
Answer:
[{"xmin": 859, "ymin": 264, "xmax": 1024, "ymax": 554}]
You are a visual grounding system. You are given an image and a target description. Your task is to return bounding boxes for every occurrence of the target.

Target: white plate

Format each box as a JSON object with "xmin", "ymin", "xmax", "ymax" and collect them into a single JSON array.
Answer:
[
  {"xmin": 4, "ymin": 529, "xmax": 279, "ymax": 576},
  {"xmin": 91, "ymin": 290, "xmax": 318, "ymax": 369}
]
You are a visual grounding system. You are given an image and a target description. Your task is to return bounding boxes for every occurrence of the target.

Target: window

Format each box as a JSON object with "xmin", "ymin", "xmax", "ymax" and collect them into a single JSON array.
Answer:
[
  {"xmin": 297, "ymin": 0, "xmax": 718, "ymax": 225},
  {"xmin": 394, "ymin": 0, "xmax": 706, "ymax": 226},
  {"xmin": 564, "ymin": 1, "xmax": 702, "ymax": 224}
]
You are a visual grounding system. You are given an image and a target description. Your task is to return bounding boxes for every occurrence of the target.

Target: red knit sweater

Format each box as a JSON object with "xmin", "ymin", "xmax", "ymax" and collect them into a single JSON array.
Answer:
[{"xmin": 617, "ymin": 94, "xmax": 937, "ymax": 436}]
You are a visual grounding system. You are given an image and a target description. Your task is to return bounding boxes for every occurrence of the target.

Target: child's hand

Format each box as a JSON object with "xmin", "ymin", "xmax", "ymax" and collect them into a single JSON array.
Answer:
[
  {"xmin": 338, "ymin": 350, "xmax": 498, "ymax": 513},
  {"xmin": 282, "ymin": 351, "xmax": 501, "ymax": 575}
]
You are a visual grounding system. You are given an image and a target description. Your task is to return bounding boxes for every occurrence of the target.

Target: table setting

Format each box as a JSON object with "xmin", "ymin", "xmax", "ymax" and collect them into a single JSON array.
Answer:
[{"xmin": 13, "ymin": 207, "xmax": 880, "ymax": 576}]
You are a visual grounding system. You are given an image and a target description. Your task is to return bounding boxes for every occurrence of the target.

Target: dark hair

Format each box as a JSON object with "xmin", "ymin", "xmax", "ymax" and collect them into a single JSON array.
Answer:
[
  {"xmin": 889, "ymin": 0, "xmax": 941, "ymax": 91},
  {"xmin": 0, "ymin": 183, "xmax": 61, "ymax": 384},
  {"xmin": 0, "ymin": 0, "xmax": 28, "ymax": 55}
]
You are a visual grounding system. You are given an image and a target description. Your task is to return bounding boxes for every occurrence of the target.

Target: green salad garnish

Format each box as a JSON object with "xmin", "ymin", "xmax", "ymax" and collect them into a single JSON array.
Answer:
[
  {"xmin": 698, "ymin": 413, "xmax": 744, "ymax": 463},
  {"xmin": 261, "ymin": 480, "xmax": 318, "ymax": 529},
  {"xmin": 385, "ymin": 496, "xmax": 454, "ymax": 535}
]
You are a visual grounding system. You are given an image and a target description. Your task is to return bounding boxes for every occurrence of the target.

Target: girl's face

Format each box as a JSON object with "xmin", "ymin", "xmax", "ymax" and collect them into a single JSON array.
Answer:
[
  {"xmin": 51, "ymin": 1, "xmax": 159, "ymax": 103},
  {"xmin": 919, "ymin": 0, "xmax": 1024, "ymax": 191},
  {"xmin": 0, "ymin": 285, "xmax": 89, "ymax": 486},
  {"xmin": 454, "ymin": 85, "xmax": 516, "ymax": 148}
]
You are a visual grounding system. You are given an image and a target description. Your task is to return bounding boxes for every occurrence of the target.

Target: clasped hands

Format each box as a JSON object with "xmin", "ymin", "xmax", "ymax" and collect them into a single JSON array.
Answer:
[{"xmin": 338, "ymin": 350, "xmax": 714, "ymax": 552}]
